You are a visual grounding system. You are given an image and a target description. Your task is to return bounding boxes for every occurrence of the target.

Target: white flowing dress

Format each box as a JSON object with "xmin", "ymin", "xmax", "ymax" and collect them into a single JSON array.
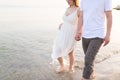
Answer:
[{"xmin": 51, "ymin": 10, "xmax": 78, "ymax": 64}]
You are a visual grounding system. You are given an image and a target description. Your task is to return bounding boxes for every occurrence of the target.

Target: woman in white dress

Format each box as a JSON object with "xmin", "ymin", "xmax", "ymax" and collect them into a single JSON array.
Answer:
[{"xmin": 51, "ymin": 0, "xmax": 80, "ymax": 73}]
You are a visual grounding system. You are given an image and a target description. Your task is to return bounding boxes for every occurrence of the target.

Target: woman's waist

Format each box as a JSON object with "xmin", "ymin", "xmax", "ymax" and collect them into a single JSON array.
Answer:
[{"xmin": 63, "ymin": 22, "xmax": 77, "ymax": 26}]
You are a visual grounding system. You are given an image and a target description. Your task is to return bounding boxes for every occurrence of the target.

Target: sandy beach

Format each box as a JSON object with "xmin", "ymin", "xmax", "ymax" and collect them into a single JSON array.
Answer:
[
  {"xmin": 0, "ymin": 27, "xmax": 120, "ymax": 80},
  {"xmin": 0, "ymin": 4, "xmax": 120, "ymax": 80}
]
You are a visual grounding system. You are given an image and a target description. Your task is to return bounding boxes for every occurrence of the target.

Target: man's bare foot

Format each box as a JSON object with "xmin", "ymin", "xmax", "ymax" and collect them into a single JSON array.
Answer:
[
  {"xmin": 81, "ymin": 77, "xmax": 89, "ymax": 80},
  {"xmin": 90, "ymin": 72, "xmax": 95, "ymax": 79},
  {"xmin": 81, "ymin": 77, "xmax": 93, "ymax": 80}
]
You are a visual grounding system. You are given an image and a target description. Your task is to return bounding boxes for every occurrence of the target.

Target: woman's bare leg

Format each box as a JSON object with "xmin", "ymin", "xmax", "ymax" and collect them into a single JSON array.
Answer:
[
  {"xmin": 56, "ymin": 57, "xmax": 65, "ymax": 72},
  {"xmin": 68, "ymin": 50, "xmax": 74, "ymax": 72}
]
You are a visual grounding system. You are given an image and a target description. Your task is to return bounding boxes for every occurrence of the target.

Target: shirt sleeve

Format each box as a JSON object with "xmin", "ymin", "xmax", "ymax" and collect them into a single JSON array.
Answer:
[
  {"xmin": 80, "ymin": 0, "xmax": 83, "ymax": 11},
  {"xmin": 104, "ymin": 0, "xmax": 112, "ymax": 11}
]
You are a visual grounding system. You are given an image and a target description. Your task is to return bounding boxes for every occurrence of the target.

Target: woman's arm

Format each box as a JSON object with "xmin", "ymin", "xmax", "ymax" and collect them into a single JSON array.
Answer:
[{"xmin": 77, "ymin": 8, "xmax": 83, "ymax": 35}]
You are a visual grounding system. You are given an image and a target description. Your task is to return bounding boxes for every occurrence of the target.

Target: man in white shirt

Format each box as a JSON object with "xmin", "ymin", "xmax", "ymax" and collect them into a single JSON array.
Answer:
[{"xmin": 75, "ymin": 0, "xmax": 112, "ymax": 79}]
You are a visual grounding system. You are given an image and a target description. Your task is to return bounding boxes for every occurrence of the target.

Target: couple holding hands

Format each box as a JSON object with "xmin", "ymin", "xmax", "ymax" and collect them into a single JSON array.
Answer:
[{"xmin": 51, "ymin": 0, "xmax": 112, "ymax": 80}]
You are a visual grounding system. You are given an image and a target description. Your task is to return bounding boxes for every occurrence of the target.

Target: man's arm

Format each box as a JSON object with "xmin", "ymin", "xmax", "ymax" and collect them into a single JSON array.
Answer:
[{"xmin": 103, "ymin": 11, "xmax": 112, "ymax": 46}]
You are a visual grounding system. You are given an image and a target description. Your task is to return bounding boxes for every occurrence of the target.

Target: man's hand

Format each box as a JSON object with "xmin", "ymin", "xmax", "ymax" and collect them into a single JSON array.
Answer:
[
  {"xmin": 103, "ymin": 35, "xmax": 110, "ymax": 46},
  {"xmin": 75, "ymin": 33, "xmax": 82, "ymax": 41}
]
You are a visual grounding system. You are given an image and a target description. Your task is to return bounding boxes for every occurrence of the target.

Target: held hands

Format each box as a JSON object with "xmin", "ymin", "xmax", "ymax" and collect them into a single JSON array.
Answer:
[{"xmin": 75, "ymin": 32, "xmax": 82, "ymax": 41}]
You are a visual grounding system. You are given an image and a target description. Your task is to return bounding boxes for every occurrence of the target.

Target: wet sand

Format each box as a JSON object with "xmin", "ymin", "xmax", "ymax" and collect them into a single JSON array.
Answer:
[
  {"xmin": 0, "ymin": 30, "xmax": 120, "ymax": 80},
  {"xmin": 0, "ymin": 5, "xmax": 120, "ymax": 80}
]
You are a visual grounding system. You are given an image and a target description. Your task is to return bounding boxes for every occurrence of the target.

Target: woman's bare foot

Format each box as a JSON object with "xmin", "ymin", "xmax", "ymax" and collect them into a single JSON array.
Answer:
[
  {"xmin": 56, "ymin": 66, "xmax": 66, "ymax": 73},
  {"xmin": 68, "ymin": 68, "xmax": 74, "ymax": 73}
]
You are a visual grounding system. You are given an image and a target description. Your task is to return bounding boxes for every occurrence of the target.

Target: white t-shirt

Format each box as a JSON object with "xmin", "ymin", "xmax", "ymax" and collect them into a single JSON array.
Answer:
[{"xmin": 80, "ymin": 0, "xmax": 112, "ymax": 38}]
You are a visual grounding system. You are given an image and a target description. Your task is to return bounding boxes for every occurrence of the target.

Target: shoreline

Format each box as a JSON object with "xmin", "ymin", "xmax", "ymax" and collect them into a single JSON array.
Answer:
[{"xmin": 0, "ymin": 30, "xmax": 120, "ymax": 80}]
